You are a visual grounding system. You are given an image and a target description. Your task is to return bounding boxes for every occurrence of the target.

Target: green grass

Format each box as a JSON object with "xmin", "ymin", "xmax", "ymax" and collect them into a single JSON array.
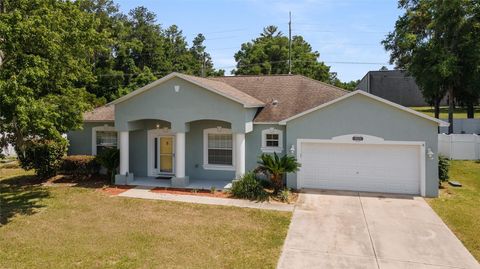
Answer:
[
  {"xmin": 411, "ymin": 106, "xmax": 480, "ymax": 119},
  {"xmin": 427, "ymin": 160, "xmax": 480, "ymax": 261},
  {"xmin": 0, "ymin": 170, "xmax": 291, "ymax": 269}
]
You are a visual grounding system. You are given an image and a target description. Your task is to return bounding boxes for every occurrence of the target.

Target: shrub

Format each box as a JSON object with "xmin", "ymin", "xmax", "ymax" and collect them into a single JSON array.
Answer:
[
  {"xmin": 95, "ymin": 148, "xmax": 119, "ymax": 184},
  {"xmin": 61, "ymin": 155, "xmax": 100, "ymax": 176},
  {"xmin": 438, "ymin": 155, "xmax": 450, "ymax": 184},
  {"xmin": 277, "ymin": 188, "xmax": 292, "ymax": 203},
  {"xmin": 230, "ymin": 172, "xmax": 268, "ymax": 201},
  {"xmin": 18, "ymin": 138, "xmax": 68, "ymax": 179}
]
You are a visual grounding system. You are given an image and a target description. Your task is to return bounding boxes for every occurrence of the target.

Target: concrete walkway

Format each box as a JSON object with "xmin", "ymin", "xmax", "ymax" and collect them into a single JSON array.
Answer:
[
  {"xmin": 277, "ymin": 190, "xmax": 479, "ymax": 269},
  {"xmin": 117, "ymin": 186, "xmax": 294, "ymax": 212}
]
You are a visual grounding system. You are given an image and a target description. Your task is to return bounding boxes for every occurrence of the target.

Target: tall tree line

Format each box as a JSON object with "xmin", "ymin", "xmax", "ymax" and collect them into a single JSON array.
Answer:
[
  {"xmin": 0, "ymin": 0, "xmax": 222, "ymax": 166},
  {"xmin": 78, "ymin": 0, "xmax": 224, "ymax": 103},
  {"xmin": 383, "ymin": 0, "xmax": 480, "ymax": 131},
  {"xmin": 233, "ymin": 25, "xmax": 359, "ymax": 90}
]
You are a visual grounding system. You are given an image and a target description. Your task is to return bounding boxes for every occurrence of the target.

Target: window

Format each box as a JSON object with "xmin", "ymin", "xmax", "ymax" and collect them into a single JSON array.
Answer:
[
  {"xmin": 92, "ymin": 125, "xmax": 117, "ymax": 155},
  {"xmin": 266, "ymin": 133, "xmax": 279, "ymax": 147},
  {"xmin": 261, "ymin": 128, "xmax": 283, "ymax": 153},
  {"xmin": 203, "ymin": 128, "xmax": 235, "ymax": 170},
  {"xmin": 96, "ymin": 131, "xmax": 117, "ymax": 155}
]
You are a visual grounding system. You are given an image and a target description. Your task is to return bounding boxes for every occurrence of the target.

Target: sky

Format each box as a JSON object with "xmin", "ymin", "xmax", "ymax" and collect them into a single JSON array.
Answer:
[{"xmin": 114, "ymin": 0, "xmax": 402, "ymax": 82}]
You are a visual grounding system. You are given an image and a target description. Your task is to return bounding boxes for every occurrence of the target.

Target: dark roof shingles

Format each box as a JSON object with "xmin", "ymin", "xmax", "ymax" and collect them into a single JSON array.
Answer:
[
  {"xmin": 210, "ymin": 75, "xmax": 348, "ymax": 122},
  {"xmin": 84, "ymin": 74, "xmax": 348, "ymax": 123}
]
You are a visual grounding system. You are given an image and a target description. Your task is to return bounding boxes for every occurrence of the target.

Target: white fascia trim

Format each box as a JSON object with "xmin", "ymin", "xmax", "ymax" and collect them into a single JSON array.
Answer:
[
  {"xmin": 279, "ymin": 90, "xmax": 449, "ymax": 127},
  {"xmin": 107, "ymin": 72, "xmax": 264, "ymax": 108}
]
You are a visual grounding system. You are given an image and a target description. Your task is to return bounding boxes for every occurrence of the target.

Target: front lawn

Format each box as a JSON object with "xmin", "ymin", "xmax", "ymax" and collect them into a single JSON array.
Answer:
[
  {"xmin": 427, "ymin": 160, "xmax": 480, "ymax": 261},
  {"xmin": 0, "ymin": 170, "xmax": 291, "ymax": 268},
  {"xmin": 411, "ymin": 106, "xmax": 480, "ymax": 119}
]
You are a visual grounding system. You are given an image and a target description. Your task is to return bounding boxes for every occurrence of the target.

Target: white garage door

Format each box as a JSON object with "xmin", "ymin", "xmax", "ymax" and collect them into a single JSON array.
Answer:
[{"xmin": 298, "ymin": 141, "xmax": 422, "ymax": 195}]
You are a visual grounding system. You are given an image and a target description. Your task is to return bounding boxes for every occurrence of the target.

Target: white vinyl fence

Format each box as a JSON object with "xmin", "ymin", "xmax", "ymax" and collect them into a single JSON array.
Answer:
[
  {"xmin": 438, "ymin": 134, "xmax": 480, "ymax": 160},
  {"xmin": 439, "ymin": 119, "xmax": 480, "ymax": 134}
]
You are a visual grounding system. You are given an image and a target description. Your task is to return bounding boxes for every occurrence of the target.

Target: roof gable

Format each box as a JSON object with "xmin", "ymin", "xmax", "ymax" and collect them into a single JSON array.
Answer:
[
  {"xmin": 108, "ymin": 72, "xmax": 264, "ymax": 108},
  {"xmin": 279, "ymin": 90, "xmax": 449, "ymax": 127}
]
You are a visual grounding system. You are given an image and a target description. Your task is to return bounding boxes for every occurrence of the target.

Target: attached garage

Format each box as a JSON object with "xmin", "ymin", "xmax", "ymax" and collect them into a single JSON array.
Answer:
[
  {"xmin": 281, "ymin": 90, "xmax": 448, "ymax": 197},
  {"xmin": 296, "ymin": 135, "xmax": 425, "ymax": 195}
]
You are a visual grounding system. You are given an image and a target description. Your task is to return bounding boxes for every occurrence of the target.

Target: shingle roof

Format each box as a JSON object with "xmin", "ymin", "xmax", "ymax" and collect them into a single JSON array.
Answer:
[
  {"xmin": 180, "ymin": 73, "xmax": 265, "ymax": 107},
  {"xmin": 84, "ymin": 73, "xmax": 349, "ymax": 123},
  {"xmin": 83, "ymin": 105, "xmax": 114, "ymax": 121},
  {"xmin": 210, "ymin": 75, "xmax": 348, "ymax": 122}
]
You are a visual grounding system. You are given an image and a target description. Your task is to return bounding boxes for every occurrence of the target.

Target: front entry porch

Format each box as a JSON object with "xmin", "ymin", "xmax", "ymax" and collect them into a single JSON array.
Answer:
[
  {"xmin": 115, "ymin": 119, "xmax": 247, "ymax": 188},
  {"xmin": 128, "ymin": 177, "xmax": 233, "ymax": 190}
]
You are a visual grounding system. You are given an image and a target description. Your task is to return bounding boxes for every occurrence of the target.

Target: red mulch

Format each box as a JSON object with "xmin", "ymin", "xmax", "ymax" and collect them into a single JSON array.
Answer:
[
  {"xmin": 150, "ymin": 187, "xmax": 230, "ymax": 198},
  {"xmin": 101, "ymin": 185, "xmax": 134, "ymax": 195}
]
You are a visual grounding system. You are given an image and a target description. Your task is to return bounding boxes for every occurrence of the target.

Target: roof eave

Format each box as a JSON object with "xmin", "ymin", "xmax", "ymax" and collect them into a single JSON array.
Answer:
[
  {"xmin": 107, "ymin": 72, "xmax": 265, "ymax": 108},
  {"xmin": 279, "ymin": 90, "xmax": 449, "ymax": 127}
]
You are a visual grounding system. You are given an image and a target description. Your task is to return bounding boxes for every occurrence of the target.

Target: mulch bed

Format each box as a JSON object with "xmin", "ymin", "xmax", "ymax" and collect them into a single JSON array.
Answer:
[
  {"xmin": 101, "ymin": 185, "xmax": 134, "ymax": 195},
  {"xmin": 150, "ymin": 187, "xmax": 231, "ymax": 198}
]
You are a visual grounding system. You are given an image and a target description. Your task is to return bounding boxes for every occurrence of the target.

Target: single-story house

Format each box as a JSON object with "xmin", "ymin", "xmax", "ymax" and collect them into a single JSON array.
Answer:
[{"xmin": 68, "ymin": 72, "xmax": 448, "ymax": 197}]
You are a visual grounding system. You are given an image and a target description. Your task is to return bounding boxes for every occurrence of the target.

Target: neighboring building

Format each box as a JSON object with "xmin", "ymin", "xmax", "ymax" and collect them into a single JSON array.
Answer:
[
  {"xmin": 68, "ymin": 72, "xmax": 447, "ymax": 197},
  {"xmin": 0, "ymin": 134, "xmax": 16, "ymax": 158},
  {"xmin": 356, "ymin": 70, "xmax": 447, "ymax": 107}
]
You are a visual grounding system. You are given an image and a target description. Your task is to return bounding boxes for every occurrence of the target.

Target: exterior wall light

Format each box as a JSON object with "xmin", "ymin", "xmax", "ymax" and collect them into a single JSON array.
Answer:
[
  {"xmin": 216, "ymin": 126, "xmax": 222, "ymax": 132},
  {"xmin": 156, "ymin": 124, "xmax": 160, "ymax": 129},
  {"xmin": 290, "ymin": 145, "xmax": 295, "ymax": 155},
  {"xmin": 427, "ymin": 148, "xmax": 434, "ymax": 160},
  {"xmin": 174, "ymin": 85, "xmax": 180, "ymax": 92}
]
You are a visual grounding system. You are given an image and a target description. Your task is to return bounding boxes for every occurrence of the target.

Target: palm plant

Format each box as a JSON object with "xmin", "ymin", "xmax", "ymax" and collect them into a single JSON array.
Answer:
[
  {"xmin": 95, "ymin": 148, "xmax": 120, "ymax": 184},
  {"xmin": 256, "ymin": 153, "xmax": 300, "ymax": 191}
]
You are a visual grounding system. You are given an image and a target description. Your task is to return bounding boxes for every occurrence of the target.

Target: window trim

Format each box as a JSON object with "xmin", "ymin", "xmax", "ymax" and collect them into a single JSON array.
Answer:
[
  {"xmin": 203, "ymin": 127, "xmax": 235, "ymax": 171},
  {"xmin": 261, "ymin": 128, "xmax": 283, "ymax": 153},
  {"xmin": 92, "ymin": 125, "xmax": 118, "ymax": 156}
]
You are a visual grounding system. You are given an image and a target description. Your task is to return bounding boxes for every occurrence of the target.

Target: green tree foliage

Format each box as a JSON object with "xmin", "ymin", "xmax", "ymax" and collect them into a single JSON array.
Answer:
[
  {"xmin": 17, "ymin": 139, "xmax": 69, "ymax": 179},
  {"xmin": 233, "ymin": 25, "xmax": 333, "ymax": 82},
  {"xmin": 383, "ymin": 0, "xmax": 480, "ymax": 128},
  {"xmin": 78, "ymin": 2, "xmax": 223, "ymax": 101},
  {"xmin": 0, "ymin": 0, "xmax": 102, "ymax": 165}
]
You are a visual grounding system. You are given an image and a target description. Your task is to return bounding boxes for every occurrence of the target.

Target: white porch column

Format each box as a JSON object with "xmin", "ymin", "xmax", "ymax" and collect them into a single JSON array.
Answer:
[
  {"xmin": 235, "ymin": 133, "xmax": 246, "ymax": 178},
  {"xmin": 119, "ymin": 131, "xmax": 129, "ymax": 175},
  {"xmin": 175, "ymin": 132, "xmax": 186, "ymax": 178}
]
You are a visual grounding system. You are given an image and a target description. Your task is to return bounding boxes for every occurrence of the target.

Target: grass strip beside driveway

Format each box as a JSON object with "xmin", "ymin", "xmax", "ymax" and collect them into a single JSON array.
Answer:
[
  {"xmin": 427, "ymin": 160, "xmax": 480, "ymax": 262},
  {"xmin": 0, "ymin": 172, "xmax": 291, "ymax": 269}
]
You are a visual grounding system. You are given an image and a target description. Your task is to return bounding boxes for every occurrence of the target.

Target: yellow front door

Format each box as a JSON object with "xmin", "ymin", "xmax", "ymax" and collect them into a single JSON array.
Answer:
[{"xmin": 159, "ymin": 136, "xmax": 174, "ymax": 173}]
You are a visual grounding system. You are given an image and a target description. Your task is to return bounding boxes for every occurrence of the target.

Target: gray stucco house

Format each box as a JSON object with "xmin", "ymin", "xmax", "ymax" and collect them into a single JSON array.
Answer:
[{"xmin": 68, "ymin": 72, "xmax": 448, "ymax": 197}]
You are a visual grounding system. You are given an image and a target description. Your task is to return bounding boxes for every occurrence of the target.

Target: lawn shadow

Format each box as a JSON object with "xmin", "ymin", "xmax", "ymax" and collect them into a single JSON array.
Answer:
[
  {"xmin": 0, "ymin": 175, "xmax": 50, "ymax": 225},
  {"xmin": 51, "ymin": 174, "xmax": 110, "ymax": 189}
]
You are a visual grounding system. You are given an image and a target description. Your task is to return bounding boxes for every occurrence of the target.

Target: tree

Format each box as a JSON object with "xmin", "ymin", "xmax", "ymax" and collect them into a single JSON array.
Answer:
[
  {"xmin": 78, "ymin": 4, "xmax": 223, "ymax": 101},
  {"xmin": 233, "ymin": 25, "xmax": 332, "ymax": 82},
  {"xmin": 190, "ymin": 33, "xmax": 224, "ymax": 77},
  {"xmin": 383, "ymin": 0, "xmax": 480, "ymax": 131},
  {"xmin": 0, "ymin": 0, "xmax": 102, "ymax": 172}
]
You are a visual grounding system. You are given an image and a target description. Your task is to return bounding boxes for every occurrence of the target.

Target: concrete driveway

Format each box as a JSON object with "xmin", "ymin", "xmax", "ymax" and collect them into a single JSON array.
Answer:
[{"xmin": 277, "ymin": 190, "xmax": 479, "ymax": 269}]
